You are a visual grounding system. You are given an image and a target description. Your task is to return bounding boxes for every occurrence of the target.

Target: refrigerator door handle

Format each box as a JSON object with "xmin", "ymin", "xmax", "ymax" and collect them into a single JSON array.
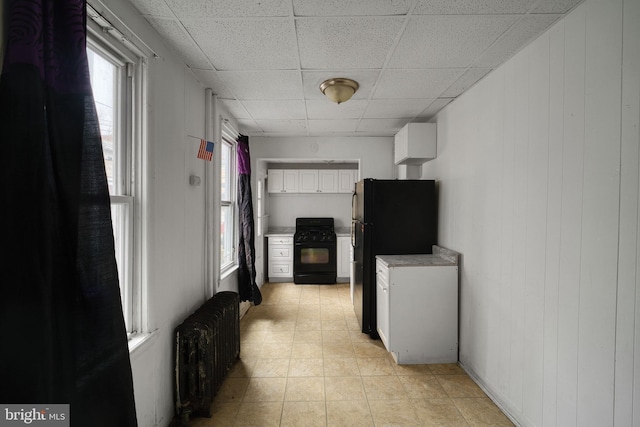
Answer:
[
  {"xmin": 351, "ymin": 190, "xmax": 357, "ymax": 221},
  {"xmin": 351, "ymin": 220, "xmax": 356, "ymax": 248}
]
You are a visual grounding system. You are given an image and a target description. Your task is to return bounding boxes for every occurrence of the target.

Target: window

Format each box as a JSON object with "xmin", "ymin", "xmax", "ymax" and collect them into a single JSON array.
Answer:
[
  {"xmin": 87, "ymin": 28, "xmax": 141, "ymax": 336},
  {"xmin": 220, "ymin": 124, "xmax": 237, "ymax": 271}
]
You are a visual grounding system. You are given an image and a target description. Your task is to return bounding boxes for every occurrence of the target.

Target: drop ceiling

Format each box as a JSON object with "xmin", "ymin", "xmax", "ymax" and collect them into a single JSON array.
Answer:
[{"xmin": 128, "ymin": 0, "xmax": 583, "ymax": 137}]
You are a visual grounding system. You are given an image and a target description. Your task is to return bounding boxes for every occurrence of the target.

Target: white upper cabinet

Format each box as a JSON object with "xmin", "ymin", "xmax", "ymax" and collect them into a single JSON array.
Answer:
[
  {"xmin": 268, "ymin": 169, "xmax": 357, "ymax": 193},
  {"xmin": 338, "ymin": 169, "xmax": 357, "ymax": 193},
  {"xmin": 267, "ymin": 169, "xmax": 284, "ymax": 193},
  {"xmin": 268, "ymin": 169, "xmax": 299, "ymax": 193},
  {"xmin": 394, "ymin": 123, "xmax": 437, "ymax": 165},
  {"xmin": 298, "ymin": 170, "xmax": 319, "ymax": 193},
  {"xmin": 318, "ymin": 170, "xmax": 338, "ymax": 193},
  {"xmin": 283, "ymin": 170, "xmax": 299, "ymax": 192}
]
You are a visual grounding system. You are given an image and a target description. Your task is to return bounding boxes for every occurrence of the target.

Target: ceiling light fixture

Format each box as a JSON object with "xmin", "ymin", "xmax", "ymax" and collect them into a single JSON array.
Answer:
[{"xmin": 319, "ymin": 78, "xmax": 359, "ymax": 104}]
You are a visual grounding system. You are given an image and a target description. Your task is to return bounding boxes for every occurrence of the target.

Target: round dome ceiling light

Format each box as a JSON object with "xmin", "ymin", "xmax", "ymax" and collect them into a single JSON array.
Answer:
[{"xmin": 319, "ymin": 78, "xmax": 359, "ymax": 104}]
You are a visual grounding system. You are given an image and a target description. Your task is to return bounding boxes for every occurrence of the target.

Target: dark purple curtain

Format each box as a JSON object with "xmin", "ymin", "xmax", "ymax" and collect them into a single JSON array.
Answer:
[
  {"xmin": 237, "ymin": 135, "xmax": 261, "ymax": 305},
  {"xmin": 0, "ymin": 1, "xmax": 137, "ymax": 425}
]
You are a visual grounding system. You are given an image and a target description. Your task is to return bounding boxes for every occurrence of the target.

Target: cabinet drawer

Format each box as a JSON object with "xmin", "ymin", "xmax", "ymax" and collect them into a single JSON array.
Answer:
[
  {"xmin": 376, "ymin": 261, "xmax": 389, "ymax": 282},
  {"xmin": 268, "ymin": 237, "xmax": 293, "ymax": 245},
  {"xmin": 269, "ymin": 262, "xmax": 292, "ymax": 277},
  {"xmin": 269, "ymin": 245, "xmax": 292, "ymax": 260}
]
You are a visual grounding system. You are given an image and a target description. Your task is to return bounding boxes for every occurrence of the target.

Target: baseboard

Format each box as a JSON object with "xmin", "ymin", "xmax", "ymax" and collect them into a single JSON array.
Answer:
[
  {"xmin": 458, "ymin": 359, "xmax": 524, "ymax": 427},
  {"xmin": 239, "ymin": 301, "xmax": 251, "ymax": 319}
]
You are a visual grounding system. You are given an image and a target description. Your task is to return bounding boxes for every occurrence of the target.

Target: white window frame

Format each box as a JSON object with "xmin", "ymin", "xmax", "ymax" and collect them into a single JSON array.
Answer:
[
  {"xmin": 87, "ymin": 12, "xmax": 147, "ymax": 340},
  {"xmin": 220, "ymin": 123, "xmax": 238, "ymax": 273}
]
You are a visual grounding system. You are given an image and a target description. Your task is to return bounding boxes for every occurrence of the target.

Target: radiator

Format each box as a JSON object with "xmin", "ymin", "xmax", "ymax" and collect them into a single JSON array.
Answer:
[{"xmin": 174, "ymin": 291, "xmax": 240, "ymax": 420}]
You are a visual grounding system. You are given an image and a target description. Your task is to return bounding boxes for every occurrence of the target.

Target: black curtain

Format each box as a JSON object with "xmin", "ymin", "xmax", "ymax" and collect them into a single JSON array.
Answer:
[
  {"xmin": 236, "ymin": 135, "xmax": 261, "ymax": 305},
  {"xmin": 0, "ymin": 1, "xmax": 137, "ymax": 425}
]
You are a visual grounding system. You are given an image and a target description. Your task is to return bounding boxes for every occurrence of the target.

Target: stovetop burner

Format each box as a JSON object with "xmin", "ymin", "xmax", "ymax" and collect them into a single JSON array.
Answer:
[
  {"xmin": 294, "ymin": 218, "xmax": 336, "ymax": 244},
  {"xmin": 295, "ymin": 230, "xmax": 336, "ymax": 243}
]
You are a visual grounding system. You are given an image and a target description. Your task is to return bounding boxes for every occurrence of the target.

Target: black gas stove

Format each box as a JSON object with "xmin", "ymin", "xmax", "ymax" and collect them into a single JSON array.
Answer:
[{"xmin": 293, "ymin": 218, "xmax": 337, "ymax": 284}]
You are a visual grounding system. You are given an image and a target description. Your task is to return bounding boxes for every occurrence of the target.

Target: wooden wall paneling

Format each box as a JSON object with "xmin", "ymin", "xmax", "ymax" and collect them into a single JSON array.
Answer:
[
  {"xmin": 542, "ymin": 20, "xmax": 566, "ymax": 427},
  {"xmin": 508, "ymin": 48, "xmax": 530, "ymax": 412},
  {"xmin": 485, "ymin": 69, "xmax": 506, "ymax": 391},
  {"xmin": 556, "ymin": 4, "xmax": 586, "ymax": 426},
  {"xmin": 497, "ymin": 62, "xmax": 516, "ymax": 401},
  {"xmin": 471, "ymin": 78, "xmax": 498, "ymax": 378},
  {"xmin": 577, "ymin": 0, "xmax": 623, "ymax": 425},
  {"xmin": 522, "ymin": 32, "xmax": 551, "ymax": 427},
  {"xmin": 615, "ymin": 0, "xmax": 640, "ymax": 424}
]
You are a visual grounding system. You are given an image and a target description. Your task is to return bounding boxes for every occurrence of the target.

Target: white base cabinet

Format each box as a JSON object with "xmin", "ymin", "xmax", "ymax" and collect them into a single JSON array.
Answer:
[
  {"xmin": 336, "ymin": 236, "xmax": 352, "ymax": 282},
  {"xmin": 376, "ymin": 256, "xmax": 458, "ymax": 364},
  {"xmin": 267, "ymin": 235, "xmax": 293, "ymax": 281}
]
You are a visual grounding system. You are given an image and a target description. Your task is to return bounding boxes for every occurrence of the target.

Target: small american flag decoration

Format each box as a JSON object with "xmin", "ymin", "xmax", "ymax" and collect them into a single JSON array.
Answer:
[{"xmin": 197, "ymin": 139, "xmax": 214, "ymax": 161}]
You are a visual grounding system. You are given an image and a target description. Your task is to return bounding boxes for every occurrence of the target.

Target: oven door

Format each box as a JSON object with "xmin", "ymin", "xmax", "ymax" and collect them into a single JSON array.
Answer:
[{"xmin": 293, "ymin": 242, "xmax": 337, "ymax": 284}]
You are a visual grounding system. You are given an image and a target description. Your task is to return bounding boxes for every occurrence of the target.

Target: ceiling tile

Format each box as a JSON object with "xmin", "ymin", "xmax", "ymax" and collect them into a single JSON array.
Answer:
[
  {"xmin": 190, "ymin": 69, "xmax": 234, "ymax": 98},
  {"xmin": 305, "ymin": 100, "xmax": 368, "ymax": 119},
  {"xmin": 237, "ymin": 119, "xmax": 264, "ymax": 135},
  {"xmin": 254, "ymin": 119, "xmax": 308, "ymax": 133},
  {"xmin": 129, "ymin": 0, "xmax": 174, "ymax": 17},
  {"xmin": 296, "ymin": 17, "xmax": 405, "ymax": 69},
  {"xmin": 373, "ymin": 69, "xmax": 464, "ymax": 99},
  {"xmin": 533, "ymin": 0, "xmax": 584, "ymax": 14},
  {"xmin": 165, "ymin": 0, "xmax": 290, "ymax": 18},
  {"xmin": 218, "ymin": 71, "xmax": 303, "ymax": 100},
  {"xmin": 293, "ymin": 0, "xmax": 413, "ymax": 16},
  {"xmin": 414, "ymin": 0, "xmax": 537, "ymax": 15},
  {"xmin": 440, "ymin": 68, "xmax": 492, "ymax": 98},
  {"xmin": 302, "ymin": 70, "xmax": 379, "ymax": 100},
  {"xmin": 145, "ymin": 17, "xmax": 211, "ymax": 68},
  {"xmin": 219, "ymin": 99, "xmax": 251, "ymax": 120},
  {"xmin": 182, "ymin": 18, "xmax": 299, "ymax": 70},
  {"xmin": 389, "ymin": 15, "xmax": 519, "ymax": 68},
  {"xmin": 308, "ymin": 120, "xmax": 358, "ymax": 133},
  {"xmin": 415, "ymin": 98, "xmax": 454, "ymax": 120},
  {"xmin": 363, "ymin": 99, "xmax": 435, "ymax": 119},
  {"xmin": 357, "ymin": 118, "xmax": 407, "ymax": 134},
  {"xmin": 242, "ymin": 100, "xmax": 307, "ymax": 120},
  {"xmin": 474, "ymin": 14, "xmax": 562, "ymax": 67}
]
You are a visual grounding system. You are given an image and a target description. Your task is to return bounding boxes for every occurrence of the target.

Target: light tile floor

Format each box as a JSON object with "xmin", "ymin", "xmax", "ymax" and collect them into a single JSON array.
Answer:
[{"xmin": 187, "ymin": 282, "xmax": 514, "ymax": 427}]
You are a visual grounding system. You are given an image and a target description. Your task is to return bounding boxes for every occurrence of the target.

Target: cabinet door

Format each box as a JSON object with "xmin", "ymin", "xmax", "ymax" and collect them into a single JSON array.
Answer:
[
  {"xmin": 337, "ymin": 236, "xmax": 351, "ymax": 278},
  {"xmin": 282, "ymin": 170, "xmax": 299, "ymax": 192},
  {"xmin": 318, "ymin": 170, "xmax": 338, "ymax": 193},
  {"xmin": 376, "ymin": 262, "xmax": 390, "ymax": 349},
  {"xmin": 298, "ymin": 170, "xmax": 318, "ymax": 193},
  {"xmin": 338, "ymin": 170, "xmax": 356, "ymax": 193},
  {"xmin": 267, "ymin": 169, "xmax": 284, "ymax": 193}
]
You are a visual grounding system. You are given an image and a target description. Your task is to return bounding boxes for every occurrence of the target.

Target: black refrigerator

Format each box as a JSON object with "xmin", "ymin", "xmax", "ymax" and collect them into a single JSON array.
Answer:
[{"xmin": 351, "ymin": 179, "xmax": 437, "ymax": 338}]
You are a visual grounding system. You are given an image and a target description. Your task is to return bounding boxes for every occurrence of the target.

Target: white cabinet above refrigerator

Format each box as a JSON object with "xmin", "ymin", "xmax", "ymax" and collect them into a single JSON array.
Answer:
[{"xmin": 394, "ymin": 122, "xmax": 436, "ymax": 165}]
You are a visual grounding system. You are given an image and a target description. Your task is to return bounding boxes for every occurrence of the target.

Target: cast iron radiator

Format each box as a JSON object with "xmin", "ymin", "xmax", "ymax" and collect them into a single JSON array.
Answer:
[{"xmin": 174, "ymin": 291, "xmax": 240, "ymax": 420}]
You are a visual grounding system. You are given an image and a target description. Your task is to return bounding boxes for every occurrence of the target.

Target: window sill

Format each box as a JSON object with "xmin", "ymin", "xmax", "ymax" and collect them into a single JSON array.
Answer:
[
  {"xmin": 220, "ymin": 264, "xmax": 239, "ymax": 281},
  {"xmin": 128, "ymin": 331, "xmax": 157, "ymax": 356}
]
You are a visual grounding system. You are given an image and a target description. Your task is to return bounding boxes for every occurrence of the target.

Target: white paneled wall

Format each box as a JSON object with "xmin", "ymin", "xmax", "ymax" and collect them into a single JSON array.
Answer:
[{"xmin": 422, "ymin": 0, "xmax": 640, "ymax": 425}]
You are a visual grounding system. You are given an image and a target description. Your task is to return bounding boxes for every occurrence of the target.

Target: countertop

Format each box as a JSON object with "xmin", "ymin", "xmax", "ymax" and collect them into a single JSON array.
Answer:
[
  {"xmin": 335, "ymin": 227, "xmax": 350, "ymax": 236},
  {"xmin": 376, "ymin": 246, "xmax": 460, "ymax": 268},
  {"xmin": 265, "ymin": 227, "xmax": 351, "ymax": 237},
  {"xmin": 265, "ymin": 227, "xmax": 294, "ymax": 236}
]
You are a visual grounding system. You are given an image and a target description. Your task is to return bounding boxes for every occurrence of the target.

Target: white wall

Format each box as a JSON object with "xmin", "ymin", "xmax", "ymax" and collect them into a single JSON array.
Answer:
[
  {"xmin": 86, "ymin": 1, "xmax": 223, "ymax": 425},
  {"xmin": 249, "ymin": 136, "xmax": 395, "ymax": 181},
  {"xmin": 268, "ymin": 194, "xmax": 353, "ymax": 229},
  {"xmin": 249, "ymin": 136, "xmax": 394, "ymax": 285},
  {"xmin": 422, "ymin": 0, "xmax": 640, "ymax": 425},
  {"xmin": 250, "ymin": 136, "xmax": 394, "ymax": 229}
]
